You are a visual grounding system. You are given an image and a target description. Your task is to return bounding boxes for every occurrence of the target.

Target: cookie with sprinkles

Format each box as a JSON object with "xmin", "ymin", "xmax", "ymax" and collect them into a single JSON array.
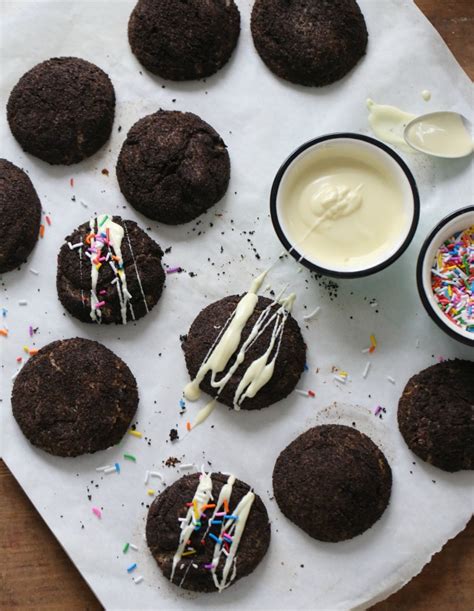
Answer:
[
  {"xmin": 0, "ymin": 159, "xmax": 41, "ymax": 273},
  {"xmin": 183, "ymin": 293, "xmax": 306, "ymax": 411},
  {"xmin": 116, "ymin": 110, "xmax": 230, "ymax": 224},
  {"xmin": 7, "ymin": 57, "xmax": 115, "ymax": 165},
  {"xmin": 146, "ymin": 472, "xmax": 271, "ymax": 592},
  {"xmin": 56, "ymin": 215, "xmax": 165, "ymax": 325},
  {"xmin": 11, "ymin": 338, "xmax": 138, "ymax": 457},
  {"xmin": 398, "ymin": 359, "xmax": 474, "ymax": 472},
  {"xmin": 273, "ymin": 425, "xmax": 392, "ymax": 542}
]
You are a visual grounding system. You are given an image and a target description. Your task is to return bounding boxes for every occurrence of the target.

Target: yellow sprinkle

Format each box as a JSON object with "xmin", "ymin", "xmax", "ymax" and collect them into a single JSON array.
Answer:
[
  {"xmin": 193, "ymin": 499, "xmax": 199, "ymax": 521},
  {"xmin": 182, "ymin": 550, "xmax": 196, "ymax": 557},
  {"xmin": 370, "ymin": 334, "xmax": 377, "ymax": 348},
  {"xmin": 128, "ymin": 430, "xmax": 142, "ymax": 438},
  {"xmin": 147, "ymin": 489, "xmax": 155, "ymax": 496},
  {"xmin": 23, "ymin": 345, "xmax": 29, "ymax": 353},
  {"xmin": 339, "ymin": 370, "xmax": 348, "ymax": 377}
]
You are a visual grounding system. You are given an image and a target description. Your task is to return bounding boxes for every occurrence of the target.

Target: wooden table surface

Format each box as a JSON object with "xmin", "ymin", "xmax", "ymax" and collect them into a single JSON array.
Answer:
[{"xmin": 1, "ymin": 1, "xmax": 473, "ymax": 609}]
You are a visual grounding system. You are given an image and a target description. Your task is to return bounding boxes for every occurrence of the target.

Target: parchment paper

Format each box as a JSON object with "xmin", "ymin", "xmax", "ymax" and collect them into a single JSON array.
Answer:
[{"xmin": 1, "ymin": 1, "xmax": 473, "ymax": 609}]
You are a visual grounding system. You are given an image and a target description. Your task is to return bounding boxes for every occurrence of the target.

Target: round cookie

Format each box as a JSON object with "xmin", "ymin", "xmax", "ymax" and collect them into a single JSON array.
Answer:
[
  {"xmin": 273, "ymin": 425, "xmax": 392, "ymax": 542},
  {"xmin": 0, "ymin": 159, "xmax": 41, "ymax": 273},
  {"xmin": 12, "ymin": 338, "xmax": 138, "ymax": 457},
  {"xmin": 7, "ymin": 57, "xmax": 115, "ymax": 165},
  {"xmin": 398, "ymin": 360, "xmax": 474, "ymax": 472},
  {"xmin": 128, "ymin": 0, "xmax": 240, "ymax": 80},
  {"xmin": 56, "ymin": 215, "xmax": 165, "ymax": 325},
  {"xmin": 251, "ymin": 0, "xmax": 368, "ymax": 87},
  {"xmin": 116, "ymin": 111, "xmax": 230, "ymax": 224},
  {"xmin": 146, "ymin": 472, "xmax": 271, "ymax": 592},
  {"xmin": 183, "ymin": 295, "xmax": 306, "ymax": 410}
]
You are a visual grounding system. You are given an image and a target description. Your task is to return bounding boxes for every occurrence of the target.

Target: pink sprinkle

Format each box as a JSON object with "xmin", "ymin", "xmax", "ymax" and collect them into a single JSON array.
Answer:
[
  {"xmin": 374, "ymin": 406, "xmax": 382, "ymax": 416},
  {"xmin": 45, "ymin": 215, "xmax": 52, "ymax": 226},
  {"xmin": 99, "ymin": 290, "xmax": 107, "ymax": 296},
  {"xmin": 215, "ymin": 512, "xmax": 226, "ymax": 517},
  {"xmin": 437, "ymin": 355, "xmax": 445, "ymax": 363},
  {"xmin": 92, "ymin": 507, "xmax": 102, "ymax": 518},
  {"xmin": 29, "ymin": 325, "xmax": 33, "ymax": 337},
  {"xmin": 70, "ymin": 178, "xmax": 74, "ymax": 188},
  {"xmin": 223, "ymin": 533, "xmax": 233, "ymax": 542},
  {"xmin": 95, "ymin": 301, "xmax": 106, "ymax": 308},
  {"xmin": 166, "ymin": 267, "xmax": 182, "ymax": 274},
  {"xmin": 16, "ymin": 356, "xmax": 22, "ymax": 363}
]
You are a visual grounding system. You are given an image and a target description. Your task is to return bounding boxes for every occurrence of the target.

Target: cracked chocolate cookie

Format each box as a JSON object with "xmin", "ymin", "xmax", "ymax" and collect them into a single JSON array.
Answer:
[
  {"xmin": 116, "ymin": 110, "xmax": 230, "ymax": 224},
  {"xmin": 12, "ymin": 338, "xmax": 138, "ymax": 457},
  {"xmin": 251, "ymin": 0, "xmax": 368, "ymax": 87},
  {"xmin": 0, "ymin": 159, "xmax": 41, "ymax": 273},
  {"xmin": 146, "ymin": 472, "xmax": 271, "ymax": 592},
  {"xmin": 128, "ymin": 0, "xmax": 240, "ymax": 80},
  {"xmin": 56, "ymin": 215, "xmax": 165, "ymax": 325},
  {"xmin": 273, "ymin": 425, "xmax": 392, "ymax": 541},
  {"xmin": 182, "ymin": 294, "xmax": 306, "ymax": 410},
  {"xmin": 398, "ymin": 360, "xmax": 474, "ymax": 472},
  {"xmin": 7, "ymin": 57, "xmax": 115, "ymax": 165}
]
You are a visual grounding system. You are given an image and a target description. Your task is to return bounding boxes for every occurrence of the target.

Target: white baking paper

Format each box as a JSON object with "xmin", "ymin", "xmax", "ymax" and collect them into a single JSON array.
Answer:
[{"xmin": 0, "ymin": 1, "xmax": 473, "ymax": 609}]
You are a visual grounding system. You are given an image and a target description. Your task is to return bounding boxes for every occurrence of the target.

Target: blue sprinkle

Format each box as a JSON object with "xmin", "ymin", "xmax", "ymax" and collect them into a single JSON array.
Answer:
[
  {"xmin": 225, "ymin": 515, "xmax": 239, "ymax": 520},
  {"xmin": 127, "ymin": 563, "xmax": 137, "ymax": 573},
  {"xmin": 115, "ymin": 462, "xmax": 120, "ymax": 473},
  {"xmin": 1, "ymin": 308, "xmax": 7, "ymax": 317},
  {"xmin": 179, "ymin": 398, "xmax": 186, "ymax": 409},
  {"xmin": 303, "ymin": 363, "xmax": 309, "ymax": 371},
  {"xmin": 211, "ymin": 520, "xmax": 223, "ymax": 525},
  {"xmin": 208, "ymin": 533, "xmax": 222, "ymax": 545}
]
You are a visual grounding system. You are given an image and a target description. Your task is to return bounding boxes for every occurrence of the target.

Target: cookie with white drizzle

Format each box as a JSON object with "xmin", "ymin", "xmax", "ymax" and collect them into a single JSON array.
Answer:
[
  {"xmin": 182, "ymin": 276, "xmax": 306, "ymax": 412},
  {"xmin": 56, "ymin": 214, "xmax": 165, "ymax": 325},
  {"xmin": 146, "ymin": 472, "xmax": 271, "ymax": 593}
]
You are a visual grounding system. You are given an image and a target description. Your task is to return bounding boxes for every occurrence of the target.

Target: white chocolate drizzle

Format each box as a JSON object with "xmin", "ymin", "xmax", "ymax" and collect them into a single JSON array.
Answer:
[
  {"xmin": 184, "ymin": 271, "xmax": 296, "ymax": 424},
  {"xmin": 171, "ymin": 472, "xmax": 255, "ymax": 592}
]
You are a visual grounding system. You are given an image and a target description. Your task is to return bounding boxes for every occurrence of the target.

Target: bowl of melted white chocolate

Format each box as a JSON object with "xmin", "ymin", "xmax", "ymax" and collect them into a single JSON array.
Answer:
[{"xmin": 270, "ymin": 134, "xmax": 420, "ymax": 277}]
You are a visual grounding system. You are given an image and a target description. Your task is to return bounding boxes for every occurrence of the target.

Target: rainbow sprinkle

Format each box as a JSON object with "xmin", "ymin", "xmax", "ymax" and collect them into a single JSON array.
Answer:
[{"xmin": 431, "ymin": 226, "xmax": 473, "ymax": 333}]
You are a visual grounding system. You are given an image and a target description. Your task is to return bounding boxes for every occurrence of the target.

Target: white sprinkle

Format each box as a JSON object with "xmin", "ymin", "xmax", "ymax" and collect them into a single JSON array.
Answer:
[
  {"xmin": 133, "ymin": 576, "xmax": 144, "ymax": 585},
  {"xmin": 222, "ymin": 548, "xmax": 229, "ymax": 557},
  {"xmin": 84, "ymin": 251, "xmax": 92, "ymax": 259},
  {"xmin": 70, "ymin": 241, "xmax": 83, "ymax": 250},
  {"xmin": 104, "ymin": 466, "xmax": 116, "ymax": 474},
  {"xmin": 303, "ymin": 306, "xmax": 321, "ymax": 321},
  {"xmin": 124, "ymin": 289, "xmax": 133, "ymax": 300},
  {"xmin": 362, "ymin": 362, "xmax": 371, "ymax": 379},
  {"xmin": 178, "ymin": 463, "xmax": 195, "ymax": 471},
  {"xmin": 144, "ymin": 470, "xmax": 150, "ymax": 485},
  {"xmin": 29, "ymin": 268, "xmax": 39, "ymax": 275},
  {"xmin": 180, "ymin": 564, "xmax": 185, "ymax": 570},
  {"xmin": 109, "ymin": 261, "xmax": 117, "ymax": 274},
  {"xmin": 149, "ymin": 471, "xmax": 164, "ymax": 480},
  {"xmin": 111, "ymin": 277, "xmax": 118, "ymax": 285},
  {"xmin": 178, "ymin": 517, "xmax": 187, "ymax": 523},
  {"xmin": 192, "ymin": 563, "xmax": 198, "ymax": 569},
  {"xmin": 416, "ymin": 339, "xmax": 420, "ymax": 348},
  {"xmin": 95, "ymin": 465, "xmax": 111, "ymax": 472},
  {"xmin": 295, "ymin": 389, "xmax": 308, "ymax": 397},
  {"xmin": 18, "ymin": 300, "xmax": 28, "ymax": 306},
  {"xmin": 370, "ymin": 302, "xmax": 378, "ymax": 308},
  {"xmin": 105, "ymin": 252, "xmax": 111, "ymax": 262},
  {"xmin": 334, "ymin": 375, "xmax": 346, "ymax": 384},
  {"xmin": 129, "ymin": 543, "xmax": 138, "ymax": 551},
  {"xmin": 80, "ymin": 200, "xmax": 89, "ymax": 208},
  {"xmin": 361, "ymin": 347, "xmax": 371, "ymax": 354},
  {"xmin": 387, "ymin": 376, "xmax": 396, "ymax": 384}
]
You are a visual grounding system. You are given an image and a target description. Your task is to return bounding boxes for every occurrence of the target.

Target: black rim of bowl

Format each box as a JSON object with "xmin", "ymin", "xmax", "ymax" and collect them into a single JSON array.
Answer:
[
  {"xmin": 269, "ymin": 133, "xmax": 420, "ymax": 279},
  {"xmin": 416, "ymin": 205, "xmax": 474, "ymax": 347}
]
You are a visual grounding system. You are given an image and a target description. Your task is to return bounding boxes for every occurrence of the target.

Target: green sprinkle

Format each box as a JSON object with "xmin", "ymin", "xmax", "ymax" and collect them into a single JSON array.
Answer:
[
  {"xmin": 123, "ymin": 542, "xmax": 130, "ymax": 554},
  {"xmin": 124, "ymin": 453, "xmax": 136, "ymax": 462},
  {"xmin": 99, "ymin": 215, "xmax": 109, "ymax": 227}
]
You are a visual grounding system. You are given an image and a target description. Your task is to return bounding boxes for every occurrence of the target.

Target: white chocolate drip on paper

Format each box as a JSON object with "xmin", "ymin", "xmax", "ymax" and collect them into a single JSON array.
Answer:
[
  {"xmin": 184, "ymin": 271, "xmax": 296, "ymax": 424},
  {"xmin": 172, "ymin": 473, "xmax": 255, "ymax": 592},
  {"xmin": 366, "ymin": 98, "xmax": 416, "ymax": 152}
]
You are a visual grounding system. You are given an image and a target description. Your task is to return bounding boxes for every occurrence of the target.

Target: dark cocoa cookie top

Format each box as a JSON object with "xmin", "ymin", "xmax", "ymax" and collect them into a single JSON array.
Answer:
[
  {"xmin": 12, "ymin": 338, "xmax": 138, "ymax": 457},
  {"xmin": 56, "ymin": 215, "xmax": 165, "ymax": 325},
  {"xmin": 128, "ymin": 0, "xmax": 240, "ymax": 80},
  {"xmin": 116, "ymin": 110, "xmax": 230, "ymax": 225},
  {"xmin": 7, "ymin": 57, "xmax": 115, "ymax": 165},
  {"xmin": 273, "ymin": 425, "xmax": 392, "ymax": 542},
  {"xmin": 398, "ymin": 359, "xmax": 474, "ymax": 472},
  {"xmin": 183, "ymin": 295, "xmax": 306, "ymax": 410},
  {"xmin": 0, "ymin": 159, "xmax": 41, "ymax": 273},
  {"xmin": 146, "ymin": 472, "xmax": 271, "ymax": 592},
  {"xmin": 251, "ymin": 0, "xmax": 368, "ymax": 87}
]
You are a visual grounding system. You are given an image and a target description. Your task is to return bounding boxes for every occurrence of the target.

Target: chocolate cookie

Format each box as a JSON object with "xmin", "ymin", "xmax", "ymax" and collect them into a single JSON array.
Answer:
[
  {"xmin": 116, "ymin": 111, "xmax": 230, "ymax": 224},
  {"xmin": 12, "ymin": 338, "xmax": 138, "ymax": 457},
  {"xmin": 128, "ymin": 0, "xmax": 240, "ymax": 80},
  {"xmin": 146, "ymin": 472, "xmax": 271, "ymax": 592},
  {"xmin": 56, "ymin": 215, "xmax": 165, "ymax": 325},
  {"xmin": 0, "ymin": 159, "xmax": 41, "ymax": 273},
  {"xmin": 183, "ymin": 294, "xmax": 306, "ymax": 410},
  {"xmin": 7, "ymin": 57, "xmax": 115, "ymax": 165},
  {"xmin": 251, "ymin": 0, "xmax": 368, "ymax": 87},
  {"xmin": 273, "ymin": 425, "xmax": 392, "ymax": 542},
  {"xmin": 398, "ymin": 360, "xmax": 474, "ymax": 472}
]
